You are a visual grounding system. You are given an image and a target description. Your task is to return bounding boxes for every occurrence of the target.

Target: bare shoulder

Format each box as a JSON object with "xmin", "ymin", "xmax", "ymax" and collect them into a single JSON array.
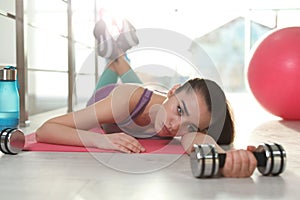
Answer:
[
  {"xmin": 111, "ymin": 84, "xmax": 144, "ymax": 96},
  {"xmin": 111, "ymin": 84, "xmax": 145, "ymax": 107},
  {"xmin": 94, "ymin": 84, "xmax": 145, "ymax": 122}
]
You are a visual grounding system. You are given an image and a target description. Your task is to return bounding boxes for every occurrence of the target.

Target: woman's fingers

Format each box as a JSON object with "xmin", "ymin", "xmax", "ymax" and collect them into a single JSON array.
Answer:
[
  {"xmin": 119, "ymin": 133, "xmax": 146, "ymax": 153},
  {"xmin": 247, "ymin": 145, "xmax": 256, "ymax": 152},
  {"xmin": 107, "ymin": 133, "xmax": 145, "ymax": 153},
  {"xmin": 248, "ymin": 150, "xmax": 258, "ymax": 174},
  {"xmin": 222, "ymin": 149, "xmax": 257, "ymax": 178},
  {"xmin": 238, "ymin": 150, "xmax": 253, "ymax": 177},
  {"xmin": 221, "ymin": 151, "xmax": 233, "ymax": 177},
  {"xmin": 167, "ymin": 84, "xmax": 181, "ymax": 97}
]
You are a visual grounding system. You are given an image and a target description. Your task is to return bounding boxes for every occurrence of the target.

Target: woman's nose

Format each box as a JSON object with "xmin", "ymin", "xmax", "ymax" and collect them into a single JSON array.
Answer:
[{"xmin": 170, "ymin": 117, "xmax": 181, "ymax": 131}]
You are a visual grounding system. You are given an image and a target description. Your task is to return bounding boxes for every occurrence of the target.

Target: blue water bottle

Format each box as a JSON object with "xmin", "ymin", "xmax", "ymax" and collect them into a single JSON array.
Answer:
[{"xmin": 0, "ymin": 66, "xmax": 20, "ymax": 131}]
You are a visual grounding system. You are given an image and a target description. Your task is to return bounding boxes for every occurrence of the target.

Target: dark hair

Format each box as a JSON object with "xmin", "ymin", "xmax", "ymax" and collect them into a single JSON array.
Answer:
[{"xmin": 175, "ymin": 78, "xmax": 235, "ymax": 145}]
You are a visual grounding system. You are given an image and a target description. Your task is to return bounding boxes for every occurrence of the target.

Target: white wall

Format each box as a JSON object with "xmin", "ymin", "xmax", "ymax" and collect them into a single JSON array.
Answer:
[{"xmin": 0, "ymin": 0, "xmax": 16, "ymax": 66}]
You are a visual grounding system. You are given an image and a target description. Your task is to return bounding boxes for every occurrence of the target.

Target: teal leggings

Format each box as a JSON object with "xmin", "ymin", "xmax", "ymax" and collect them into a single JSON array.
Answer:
[{"xmin": 95, "ymin": 67, "xmax": 142, "ymax": 91}]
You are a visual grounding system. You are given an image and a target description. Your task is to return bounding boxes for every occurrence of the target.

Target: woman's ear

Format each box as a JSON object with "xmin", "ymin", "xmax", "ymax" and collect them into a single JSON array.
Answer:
[{"xmin": 167, "ymin": 84, "xmax": 181, "ymax": 98}]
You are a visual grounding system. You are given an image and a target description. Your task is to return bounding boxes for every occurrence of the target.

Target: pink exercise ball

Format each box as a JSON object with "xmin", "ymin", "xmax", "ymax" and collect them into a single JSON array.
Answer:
[{"xmin": 247, "ymin": 27, "xmax": 300, "ymax": 120}]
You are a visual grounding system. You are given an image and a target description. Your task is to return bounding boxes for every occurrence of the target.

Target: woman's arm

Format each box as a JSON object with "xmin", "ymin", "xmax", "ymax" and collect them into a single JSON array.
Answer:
[
  {"xmin": 36, "ymin": 118, "xmax": 145, "ymax": 153},
  {"xmin": 35, "ymin": 92, "xmax": 114, "ymax": 145},
  {"xmin": 35, "ymin": 85, "xmax": 146, "ymax": 153},
  {"xmin": 181, "ymin": 132, "xmax": 257, "ymax": 178},
  {"xmin": 35, "ymin": 105, "xmax": 103, "ymax": 147}
]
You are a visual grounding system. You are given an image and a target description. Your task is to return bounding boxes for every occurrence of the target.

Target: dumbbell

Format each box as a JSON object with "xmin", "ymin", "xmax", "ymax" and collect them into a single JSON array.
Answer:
[
  {"xmin": 0, "ymin": 128, "xmax": 25, "ymax": 155},
  {"xmin": 190, "ymin": 143, "xmax": 286, "ymax": 178}
]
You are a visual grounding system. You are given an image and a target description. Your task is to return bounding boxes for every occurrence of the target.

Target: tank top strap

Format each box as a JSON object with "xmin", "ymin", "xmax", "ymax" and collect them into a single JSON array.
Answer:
[
  {"xmin": 130, "ymin": 89, "xmax": 153, "ymax": 119},
  {"xmin": 119, "ymin": 88, "xmax": 153, "ymax": 127}
]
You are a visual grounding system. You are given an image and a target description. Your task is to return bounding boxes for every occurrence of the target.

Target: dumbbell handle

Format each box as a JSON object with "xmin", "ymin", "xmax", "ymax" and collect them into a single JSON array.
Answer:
[{"xmin": 218, "ymin": 152, "xmax": 266, "ymax": 168}]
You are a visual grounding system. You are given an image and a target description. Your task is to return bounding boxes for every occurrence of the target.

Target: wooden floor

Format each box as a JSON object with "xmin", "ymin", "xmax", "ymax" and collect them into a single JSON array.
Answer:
[{"xmin": 1, "ymin": 92, "xmax": 300, "ymax": 200}]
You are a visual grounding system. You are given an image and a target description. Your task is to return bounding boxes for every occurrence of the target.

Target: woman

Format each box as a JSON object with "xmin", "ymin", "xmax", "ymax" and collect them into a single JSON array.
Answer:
[{"xmin": 36, "ymin": 18, "xmax": 257, "ymax": 178}]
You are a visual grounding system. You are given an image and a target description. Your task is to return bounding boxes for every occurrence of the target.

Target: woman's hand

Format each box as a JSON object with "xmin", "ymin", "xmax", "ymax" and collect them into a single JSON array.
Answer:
[
  {"xmin": 167, "ymin": 84, "xmax": 181, "ymax": 97},
  {"xmin": 98, "ymin": 133, "xmax": 146, "ymax": 153},
  {"xmin": 220, "ymin": 146, "xmax": 257, "ymax": 178}
]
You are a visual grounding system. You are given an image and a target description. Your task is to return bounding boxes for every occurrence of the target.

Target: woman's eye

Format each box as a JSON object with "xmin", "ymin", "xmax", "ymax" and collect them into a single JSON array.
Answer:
[{"xmin": 177, "ymin": 106, "xmax": 183, "ymax": 116}]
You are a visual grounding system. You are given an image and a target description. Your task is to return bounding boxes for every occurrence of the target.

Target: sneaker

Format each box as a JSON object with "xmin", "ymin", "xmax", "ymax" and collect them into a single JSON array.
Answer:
[
  {"xmin": 116, "ymin": 19, "xmax": 139, "ymax": 53},
  {"xmin": 93, "ymin": 19, "xmax": 120, "ymax": 60}
]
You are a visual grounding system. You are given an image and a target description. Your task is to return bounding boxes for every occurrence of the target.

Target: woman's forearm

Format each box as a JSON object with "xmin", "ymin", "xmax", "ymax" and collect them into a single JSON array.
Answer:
[{"xmin": 35, "ymin": 122, "xmax": 101, "ymax": 148}]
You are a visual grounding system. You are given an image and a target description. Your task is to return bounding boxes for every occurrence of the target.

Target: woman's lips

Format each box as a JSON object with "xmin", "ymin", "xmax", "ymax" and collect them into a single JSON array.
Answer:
[{"xmin": 162, "ymin": 124, "xmax": 172, "ymax": 136}]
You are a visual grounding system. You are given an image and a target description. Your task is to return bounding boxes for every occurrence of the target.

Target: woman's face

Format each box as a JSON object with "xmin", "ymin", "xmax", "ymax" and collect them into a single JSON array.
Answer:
[{"xmin": 154, "ymin": 89, "xmax": 211, "ymax": 137}]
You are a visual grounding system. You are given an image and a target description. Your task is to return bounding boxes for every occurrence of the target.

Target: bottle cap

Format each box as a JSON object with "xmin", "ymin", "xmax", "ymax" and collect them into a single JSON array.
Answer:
[
  {"xmin": 0, "ymin": 128, "xmax": 25, "ymax": 155},
  {"xmin": 0, "ymin": 66, "xmax": 17, "ymax": 81}
]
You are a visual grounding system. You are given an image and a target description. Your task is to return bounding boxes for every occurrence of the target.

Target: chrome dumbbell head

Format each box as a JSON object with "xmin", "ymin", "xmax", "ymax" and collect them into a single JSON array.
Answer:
[
  {"xmin": 256, "ymin": 143, "xmax": 286, "ymax": 176},
  {"xmin": 190, "ymin": 144, "xmax": 219, "ymax": 178},
  {"xmin": 0, "ymin": 128, "xmax": 25, "ymax": 155}
]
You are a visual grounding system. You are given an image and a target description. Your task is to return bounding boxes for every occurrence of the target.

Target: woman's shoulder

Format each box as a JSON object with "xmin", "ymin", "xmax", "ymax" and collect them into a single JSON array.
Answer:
[
  {"xmin": 112, "ymin": 83, "xmax": 145, "ymax": 98},
  {"xmin": 110, "ymin": 84, "xmax": 166, "ymax": 108},
  {"xmin": 108, "ymin": 84, "xmax": 148, "ymax": 109},
  {"xmin": 113, "ymin": 83, "xmax": 144, "ymax": 90}
]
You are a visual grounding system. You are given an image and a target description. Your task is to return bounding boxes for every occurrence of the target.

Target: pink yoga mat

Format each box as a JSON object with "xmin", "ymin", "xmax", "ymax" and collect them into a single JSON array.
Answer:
[{"xmin": 24, "ymin": 133, "xmax": 186, "ymax": 154}]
